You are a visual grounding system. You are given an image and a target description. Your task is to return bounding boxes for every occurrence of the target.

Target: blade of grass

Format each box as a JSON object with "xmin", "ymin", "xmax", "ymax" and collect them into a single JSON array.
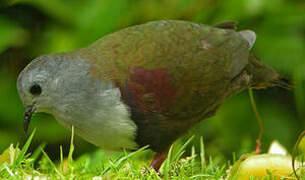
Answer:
[
  {"xmin": 41, "ymin": 147, "xmax": 64, "ymax": 179},
  {"xmin": 100, "ymin": 165, "xmax": 111, "ymax": 175},
  {"xmin": 143, "ymin": 164, "xmax": 162, "ymax": 179},
  {"xmin": 67, "ymin": 126, "xmax": 75, "ymax": 177},
  {"xmin": 114, "ymin": 145, "xmax": 148, "ymax": 169},
  {"xmin": 68, "ymin": 126, "xmax": 75, "ymax": 165},
  {"xmin": 101, "ymin": 146, "xmax": 149, "ymax": 175},
  {"xmin": 191, "ymin": 145, "xmax": 195, "ymax": 175},
  {"xmin": 31, "ymin": 143, "xmax": 46, "ymax": 162},
  {"xmin": 60, "ymin": 145, "xmax": 63, "ymax": 172},
  {"xmin": 13, "ymin": 129, "xmax": 36, "ymax": 168},
  {"xmin": 172, "ymin": 135, "xmax": 195, "ymax": 162},
  {"xmin": 200, "ymin": 136, "xmax": 206, "ymax": 171},
  {"xmin": 232, "ymin": 152, "xmax": 236, "ymax": 163},
  {"xmin": 163, "ymin": 145, "xmax": 173, "ymax": 180},
  {"xmin": 3, "ymin": 163, "xmax": 16, "ymax": 179}
]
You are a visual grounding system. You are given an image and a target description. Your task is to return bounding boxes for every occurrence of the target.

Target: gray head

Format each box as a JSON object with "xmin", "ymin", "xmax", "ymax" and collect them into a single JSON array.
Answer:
[{"xmin": 17, "ymin": 53, "xmax": 105, "ymax": 131}]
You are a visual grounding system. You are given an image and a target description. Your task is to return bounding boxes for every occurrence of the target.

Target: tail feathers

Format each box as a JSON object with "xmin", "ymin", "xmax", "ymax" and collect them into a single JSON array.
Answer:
[
  {"xmin": 247, "ymin": 54, "xmax": 293, "ymax": 90},
  {"xmin": 270, "ymin": 77, "xmax": 293, "ymax": 90}
]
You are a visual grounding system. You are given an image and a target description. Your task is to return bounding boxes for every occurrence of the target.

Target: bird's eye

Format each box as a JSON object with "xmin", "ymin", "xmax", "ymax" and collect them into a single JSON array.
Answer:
[{"xmin": 30, "ymin": 84, "xmax": 42, "ymax": 95}]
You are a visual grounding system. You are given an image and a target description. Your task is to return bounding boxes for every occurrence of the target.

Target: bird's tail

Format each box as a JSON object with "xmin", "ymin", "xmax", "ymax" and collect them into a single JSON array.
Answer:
[
  {"xmin": 246, "ymin": 54, "xmax": 293, "ymax": 90},
  {"xmin": 269, "ymin": 76, "xmax": 293, "ymax": 90}
]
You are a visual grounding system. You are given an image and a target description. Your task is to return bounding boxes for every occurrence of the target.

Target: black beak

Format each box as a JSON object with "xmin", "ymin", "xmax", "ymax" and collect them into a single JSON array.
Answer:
[{"xmin": 24, "ymin": 105, "xmax": 34, "ymax": 132}]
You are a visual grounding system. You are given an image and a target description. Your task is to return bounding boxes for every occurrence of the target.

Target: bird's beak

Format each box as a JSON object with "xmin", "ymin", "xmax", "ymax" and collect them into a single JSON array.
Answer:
[{"xmin": 24, "ymin": 105, "xmax": 35, "ymax": 132}]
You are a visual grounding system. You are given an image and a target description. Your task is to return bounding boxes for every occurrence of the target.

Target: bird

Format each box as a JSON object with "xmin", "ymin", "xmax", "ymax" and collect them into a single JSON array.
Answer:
[{"xmin": 17, "ymin": 20, "xmax": 291, "ymax": 170}]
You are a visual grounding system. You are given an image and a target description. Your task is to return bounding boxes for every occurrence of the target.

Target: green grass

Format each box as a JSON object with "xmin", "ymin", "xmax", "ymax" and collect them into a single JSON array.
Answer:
[
  {"xmin": 0, "ymin": 129, "xmax": 229, "ymax": 180},
  {"xmin": 0, "ymin": 129, "xmax": 303, "ymax": 179}
]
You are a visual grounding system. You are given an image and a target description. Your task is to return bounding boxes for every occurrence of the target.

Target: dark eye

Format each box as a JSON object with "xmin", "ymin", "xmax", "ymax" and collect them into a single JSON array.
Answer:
[{"xmin": 30, "ymin": 84, "xmax": 42, "ymax": 95}]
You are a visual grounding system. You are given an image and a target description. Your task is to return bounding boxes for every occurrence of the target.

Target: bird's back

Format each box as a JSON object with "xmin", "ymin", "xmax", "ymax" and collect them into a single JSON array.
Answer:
[{"xmin": 78, "ymin": 20, "xmax": 252, "ymax": 152}]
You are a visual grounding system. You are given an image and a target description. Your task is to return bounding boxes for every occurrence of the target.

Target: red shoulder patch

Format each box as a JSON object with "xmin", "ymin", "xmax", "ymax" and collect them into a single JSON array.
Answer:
[{"xmin": 119, "ymin": 67, "xmax": 177, "ymax": 113}]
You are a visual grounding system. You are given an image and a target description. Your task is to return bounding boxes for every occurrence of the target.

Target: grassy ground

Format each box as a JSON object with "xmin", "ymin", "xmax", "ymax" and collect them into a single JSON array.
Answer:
[
  {"xmin": 0, "ymin": 129, "xmax": 230, "ymax": 179},
  {"xmin": 1, "ymin": 129, "xmax": 303, "ymax": 180}
]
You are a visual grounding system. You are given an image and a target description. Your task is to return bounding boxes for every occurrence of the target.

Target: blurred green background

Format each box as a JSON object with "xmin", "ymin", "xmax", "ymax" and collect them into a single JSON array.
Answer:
[{"xmin": 0, "ymin": 0, "xmax": 304, "ymax": 160}]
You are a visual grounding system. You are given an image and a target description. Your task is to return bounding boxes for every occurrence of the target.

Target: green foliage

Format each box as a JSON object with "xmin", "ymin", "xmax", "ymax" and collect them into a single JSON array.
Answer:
[{"xmin": 0, "ymin": 16, "xmax": 25, "ymax": 54}]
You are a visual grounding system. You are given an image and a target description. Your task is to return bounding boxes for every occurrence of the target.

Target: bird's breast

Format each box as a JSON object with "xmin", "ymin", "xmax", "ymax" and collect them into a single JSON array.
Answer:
[{"xmin": 52, "ymin": 87, "xmax": 138, "ymax": 151}]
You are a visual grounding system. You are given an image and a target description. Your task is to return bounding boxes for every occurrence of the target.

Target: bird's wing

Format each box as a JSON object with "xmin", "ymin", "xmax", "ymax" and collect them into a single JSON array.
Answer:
[
  {"xmin": 80, "ymin": 20, "xmax": 251, "ymax": 152},
  {"xmin": 84, "ymin": 20, "xmax": 250, "ymax": 117}
]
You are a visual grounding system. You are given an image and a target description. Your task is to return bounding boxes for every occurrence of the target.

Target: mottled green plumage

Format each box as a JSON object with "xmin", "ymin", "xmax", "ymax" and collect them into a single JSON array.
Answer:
[
  {"xmin": 66, "ymin": 20, "xmax": 284, "ymax": 152},
  {"xmin": 78, "ymin": 20, "xmax": 250, "ymax": 116}
]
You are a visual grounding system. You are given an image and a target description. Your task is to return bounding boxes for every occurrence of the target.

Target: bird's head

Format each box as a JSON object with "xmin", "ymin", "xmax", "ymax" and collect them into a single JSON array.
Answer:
[
  {"xmin": 17, "ymin": 53, "xmax": 99, "ymax": 131},
  {"xmin": 17, "ymin": 55, "xmax": 59, "ymax": 131}
]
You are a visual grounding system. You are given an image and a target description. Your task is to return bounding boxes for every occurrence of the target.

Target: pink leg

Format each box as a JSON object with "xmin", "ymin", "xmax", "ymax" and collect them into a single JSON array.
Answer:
[
  {"xmin": 255, "ymin": 140, "xmax": 261, "ymax": 154},
  {"xmin": 150, "ymin": 150, "xmax": 169, "ymax": 171}
]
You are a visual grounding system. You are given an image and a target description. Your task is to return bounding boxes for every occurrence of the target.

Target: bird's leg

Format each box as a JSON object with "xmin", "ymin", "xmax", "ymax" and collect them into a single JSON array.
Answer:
[
  {"xmin": 150, "ymin": 149, "xmax": 169, "ymax": 171},
  {"xmin": 255, "ymin": 139, "xmax": 261, "ymax": 154}
]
